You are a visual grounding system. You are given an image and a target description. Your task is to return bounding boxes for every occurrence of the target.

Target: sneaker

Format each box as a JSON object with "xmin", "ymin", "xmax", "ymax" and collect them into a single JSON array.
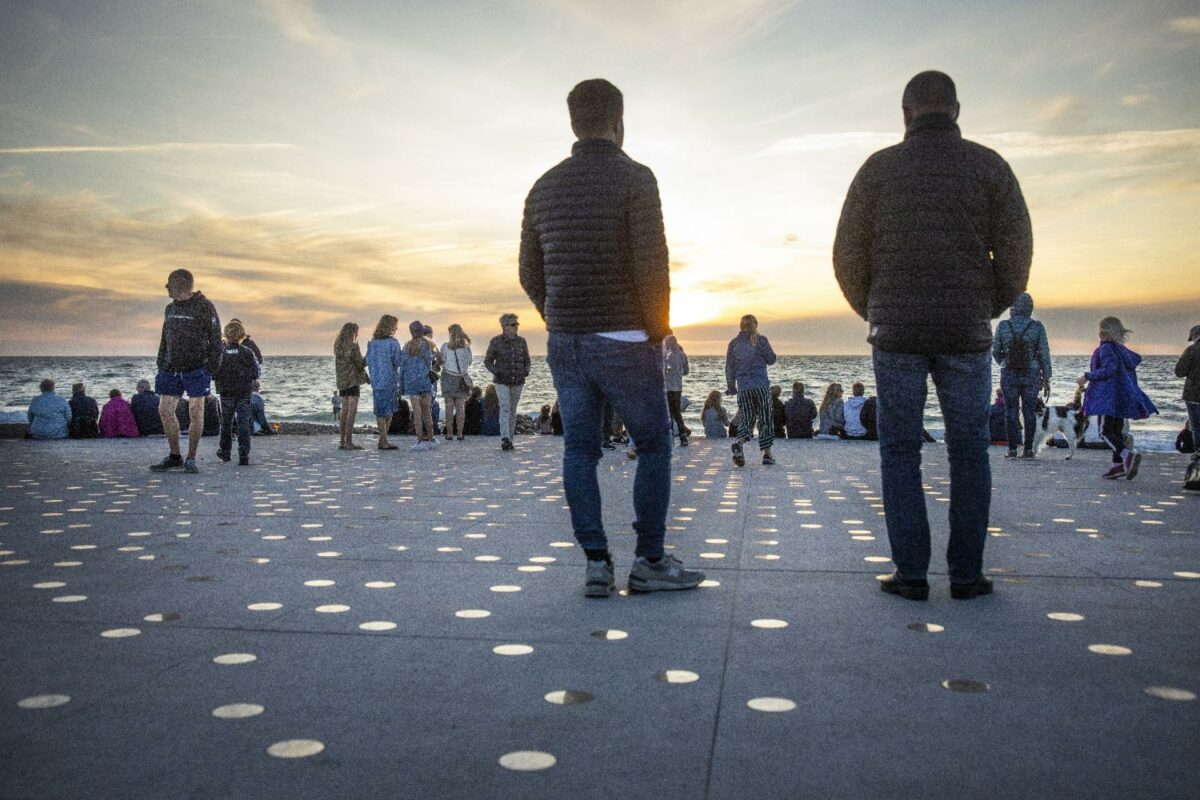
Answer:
[
  {"xmin": 1185, "ymin": 457, "xmax": 1200, "ymax": 492},
  {"xmin": 602, "ymin": 440, "xmax": 616, "ymax": 451},
  {"xmin": 238, "ymin": 454, "xmax": 250, "ymax": 466},
  {"xmin": 1124, "ymin": 451, "xmax": 1141, "ymax": 481},
  {"xmin": 950, "ymin": 575, "xmax": 994, "ymax": 600},
  {"xmin": 731, "ymin": 440, "xmax": 745, "ymax": 468},
  {"xmin": 501, "ymin": 438, "xmax": 513, "ymax": 451},
  {"xmin": 762, "ymin": 453, "xmax": 776, "ymax": 466},
  {"xmin": 149, "ymin": 454, "xmax": 184, "ymax": 472},
  {"xmin": 627, "ymin": 554, "xmax": 705, "ymax": 593},
  {"xmin": 1101, "ymin": 464, "xmax": 1126, "ymax": 480},
  {"xmin": 877, "ymin": 571, "xmax": 929, "ymax": 601},
  {"xmin": 411, "ymin": 441, "xmax": 426, "ymax": 452},
  {"xmin": 426, "ymin": 437, "xmax": 437, "ymax": 447},
  {"xmin": 585, "ymin": 558, "xmax": 615, "ymax": 598},
  {"xmin": 626, "ymin": 448, "xmax": 638, "ymax": 460},
  {"xmin": 1020, "ymin": 448, "xmax": 1035, "ymax": 459},
  {"xmin": 679, "ymin": 433, "xmax": 689, "ymax": 447},
  {"xmin": 216, "ymin": 450, "xmax": 231, "ymax": 463},
  {"xmin": 183, "ymin": 457, "xmax": 199, "ymax": 474},
  {"xmin": 1004, "ymin": 449, "xmax": 1018, "ymax": 459}
]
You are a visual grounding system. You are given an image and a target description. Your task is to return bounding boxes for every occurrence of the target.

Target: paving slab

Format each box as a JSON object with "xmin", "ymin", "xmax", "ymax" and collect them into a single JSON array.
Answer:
[{"xmin": 1, "ymin": 435, "xmax": 1197, "ymax": 800}]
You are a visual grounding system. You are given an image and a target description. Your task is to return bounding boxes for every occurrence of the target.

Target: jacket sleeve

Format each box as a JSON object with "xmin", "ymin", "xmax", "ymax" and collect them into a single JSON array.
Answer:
[
  {"xmin": 1036, "ymin": 323, "xmax": 1052, "ymax": 379},
  {"xmin": 758, "ymin": 336, "xmax": 777, "ymax": 366},
  {"xmin": 681, "ymin": 352, "xmax": 689, "ymax": 376},
  {"xmin": 156, "ymin": 306, "xmax": 169, "ymax": 370},
  {"xmin": 628, "ymin": 170, "xmax": 672, "ymax": 343},
  {"xmin": 207, "ymin": 302, "xmax": 223, "ymax": 374},
  {"xmin": 518, "ymin": 189, "xmax": 547, "ymax": 319},
  {"xmin": 484, "ymin": 338, "xmax": 498, "ymax": 375},
  {"xmin": 832, "ymin": 162, "xmax": 874, "ymax": 320},
  {"xmin": 1085, "ymin": 345, "xmax": 1116, "ymax": 382},
  {"xmin": 991, "ymin": 321, "xmax": 1008, "ymax": 366},
  {"xmin": 1176, "ymin": 344, "xmax": 1197, "ymax": 378},
  {"xmin": 725, "ymin": 340, "xmax": 737, "ymax": 392},
  {"xmin": 988, "ymin": 164, "xmax": 1034, "ymax": 317},
  {"xmin": 520, "ymin": 339, "xmax": 531, "ymax": 378}
]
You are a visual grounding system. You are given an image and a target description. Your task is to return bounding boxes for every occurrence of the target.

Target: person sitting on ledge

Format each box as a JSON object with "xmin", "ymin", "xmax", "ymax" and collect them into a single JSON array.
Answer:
[
  {"xmin": 99, "ymin": 389, "xmax": 140, "ymax": 438},
  {"xmin": 250, "ymin": 381, "xmax": 274, "ymax": 435},
  {"xmin": 131, "ymin": 379, "xmax": 164, "ymax": 436},
  {"xmin": 784, "ymin": 382, "xmax": 817, "ymax": 439},
  {"xmin": 68, "ymin": 382, "xmax": 100, "ymax": 439},
  {"xmin": 27, "ymin": 378, "xmax": 71, "ymax": 440}
]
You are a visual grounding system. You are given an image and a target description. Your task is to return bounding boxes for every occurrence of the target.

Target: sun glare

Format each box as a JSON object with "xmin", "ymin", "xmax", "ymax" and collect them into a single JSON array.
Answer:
[{"xmin": 670, "ymin": 287, "xmax": 725, "ymax": 328}]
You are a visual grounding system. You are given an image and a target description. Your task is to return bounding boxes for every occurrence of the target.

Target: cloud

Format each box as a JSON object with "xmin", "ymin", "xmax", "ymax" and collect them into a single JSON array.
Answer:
[
  {"xmin": 1119, "ymin": 94, "xmax": 1154, "ymax": 107},
  {"xmin": 0, "ymin": 143, "xmax": 295, "ymax": 155},
  {"xmin": 1168, "ymin": 17, "xmax": 1200, "ymax": 34},
  {"xmin": 759, "ymin": 132, "xmax": 896, "ymax": 156},
  {"xmin": 255, "ymin": 0, "xmax": 348, "ymax": 54},
  {"xmin": 539, "ymin": 0, "xmax": 797, "ymax": 46}
]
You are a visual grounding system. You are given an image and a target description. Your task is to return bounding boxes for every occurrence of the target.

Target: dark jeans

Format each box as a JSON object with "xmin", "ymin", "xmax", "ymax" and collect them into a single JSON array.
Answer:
[
  {"xmin": 1000, "ymin": 368, "xmax": 1041, "ymax": 450},
  {"xmin": 1102, "ymin": 415, "xmax": 1126, "ymax": 463},
  {"xmin": 219, "ymin": 396, "xmax": 252, "ymax": 457},
  {"xmin": 666, "ymin": 390, "xmax": 688, "ymax": 439},
  {"xmin": 547, "ymin": 333, "xmax": 671, "ymax": 559},
  {"xmin": 1188, "ymin": 402, "xmax": 1200, "ymax": 454},
  {"xmin": 873, "ymin": 349, "xmax": 992, "ymax": 584}
]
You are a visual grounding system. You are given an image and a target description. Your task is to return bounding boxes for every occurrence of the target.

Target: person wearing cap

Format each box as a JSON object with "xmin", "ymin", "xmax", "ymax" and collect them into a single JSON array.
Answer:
[
  {"xmin": 483, "ymin": 313, "xmax": 531, "ymax": 451},
  {"xmin": 1176, "ymin": 324, "xmax": 1200, "ymax": 490}
]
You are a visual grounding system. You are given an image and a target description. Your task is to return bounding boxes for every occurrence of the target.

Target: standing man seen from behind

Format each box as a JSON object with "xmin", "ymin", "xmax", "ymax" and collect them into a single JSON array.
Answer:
[
  {"xmin": 519, "ymin": 78, "xmax": 704, "ymax": 597},
  {"xmin": 150, "ymin": 268, "xmax": 222, "ymax": 474},
  {"xmin": 833, "ymin": 70, "xmax": 1033, "ymax": 601},
  {"xmin": 483, "ymin": 313, "xmax": 531, "ymax": 451},
  {"xmin": 992, "ymin": 292, "xmax": 1051, "ymax": 458}
]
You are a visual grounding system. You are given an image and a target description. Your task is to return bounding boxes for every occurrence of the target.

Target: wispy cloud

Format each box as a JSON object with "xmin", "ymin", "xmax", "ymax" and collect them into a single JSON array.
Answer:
[
  {"xmin": 1119, "ymin": 94, "xmax": 1154, "ymax": 107},
  {"xmin": 759, "ymin": 129, "xmax": 1200, "ymax": 159},
  {"xmin": 256, "ymin": 0, "xmax": 348, "ymax": 55},
  {"xmin": 0, "ymin": 143, "xmax": 294, "ymax": 155},
  {"xmin": 759, "ymin": 131, "xmax": 895, "ymax": 156},
  {"xmin": 1168, "ymin": 16, "xmax": 1200, "ymax": 34},
  {"xmin": 540, "ymin": 0, "xmax": 797, "ymax": 45}
]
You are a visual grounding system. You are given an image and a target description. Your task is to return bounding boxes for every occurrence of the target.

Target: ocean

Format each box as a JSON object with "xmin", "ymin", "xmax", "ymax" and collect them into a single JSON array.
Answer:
[{"xmin": 0, "ymin": 355, "xmax": 1190, "ymax": 451}]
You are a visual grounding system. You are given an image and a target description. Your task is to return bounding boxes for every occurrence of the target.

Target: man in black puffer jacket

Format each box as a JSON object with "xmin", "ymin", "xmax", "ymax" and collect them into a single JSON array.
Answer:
[
  {"xmin": 519, "ymin": 78, "xmax": 703, "ymax": 598},
  {"xmin": 149, "ymin": 268, "xmax": 222, "ymax": 474},
  {"xmin": 833, "ymin": 70, "xmax": 1033, "ymax": 603}
]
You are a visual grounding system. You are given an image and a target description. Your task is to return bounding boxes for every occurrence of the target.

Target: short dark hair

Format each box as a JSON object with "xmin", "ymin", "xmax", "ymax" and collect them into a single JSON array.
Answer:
[
  {"xmin": 568, "ymin": 79, "xmax": 623, "ymax": 138},
  {"xmin": 167, "ymin": 268, "xmax": 194, "ymax": 289},
  {"xmin": 902, "ymin": 71, "xmax": 957, "ymax": 115},
  {"xmin": 40, "ymin": 378, "xmax": 55, "ymax": 392},
  {"xmin": 852, "ymin": 382, "xmax": 865, "ymax": 397},
  {"xmin": 72, "ymin": 382, "xmax": 85, "ymax": 394}
]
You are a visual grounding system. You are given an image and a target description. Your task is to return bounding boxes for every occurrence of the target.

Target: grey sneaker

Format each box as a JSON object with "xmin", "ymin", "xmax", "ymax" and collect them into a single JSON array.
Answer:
[
  {"xmin": 183, "ymin": 457, "xmax": 200, "ymax": 474},
  {"xmin": 627, "ymin": 554, "xmax": 705, "ymax": 593},
  {"xmin": 585, "ymin": 558, "xmax": 615, "ymax": 598}
]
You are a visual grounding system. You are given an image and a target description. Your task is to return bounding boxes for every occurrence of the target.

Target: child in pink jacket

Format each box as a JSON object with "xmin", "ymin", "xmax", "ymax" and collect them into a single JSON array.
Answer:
[{"xmin": 99, "ymin": 389, "xmax": 141, "ymax": 438}]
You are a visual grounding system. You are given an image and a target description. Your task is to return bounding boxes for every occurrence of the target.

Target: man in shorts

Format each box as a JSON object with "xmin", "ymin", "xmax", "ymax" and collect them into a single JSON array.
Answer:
[{"xmin": 150, "ymin": 269, "xmax": 222, "ymax": 474}]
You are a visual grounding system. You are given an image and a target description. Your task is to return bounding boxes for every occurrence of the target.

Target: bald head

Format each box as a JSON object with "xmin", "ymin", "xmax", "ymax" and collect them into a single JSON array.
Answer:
[{"xmin": 902, "ymin": 70, "xmax": 959, "ymax": 124}]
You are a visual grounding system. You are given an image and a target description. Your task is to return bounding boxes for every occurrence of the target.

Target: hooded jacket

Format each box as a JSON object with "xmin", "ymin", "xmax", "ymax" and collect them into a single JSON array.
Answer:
[
  {"xmin": 519, "ymin": 139, "xmax": 672, "ymax": 343},
  {"xmin": 992, "ymin": 292, "xmax": 1052, "ymax": 377},
  {"xmin": 214, "ymin": 342, "xmax": 260, "ymax": 398},
  {"xmin": 1082, "ymin": 341, "xmax": 1158, "ymax": 420},
  {"xmin": 833, "ymin": 114, "xmax": 1033, "ymax": 354},
  {"xmin": 156, "ymin": 292, "xmax": 222, "ymax": 373},
  {"xmin": 99, "ymin": 395, "xmax": 140, "ymax": 438}
]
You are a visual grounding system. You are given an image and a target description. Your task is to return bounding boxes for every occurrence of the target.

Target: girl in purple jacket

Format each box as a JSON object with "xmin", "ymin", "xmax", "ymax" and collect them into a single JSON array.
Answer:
[{"xmin": 1079, "ymin": 316, "xmax": 1158, "ymax": 480}]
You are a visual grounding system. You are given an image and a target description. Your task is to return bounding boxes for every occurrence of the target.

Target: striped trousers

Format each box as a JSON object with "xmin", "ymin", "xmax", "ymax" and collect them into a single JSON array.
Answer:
[{"xmin": 736, "ymin": 387, "xmax": 774, "ymax": 450}]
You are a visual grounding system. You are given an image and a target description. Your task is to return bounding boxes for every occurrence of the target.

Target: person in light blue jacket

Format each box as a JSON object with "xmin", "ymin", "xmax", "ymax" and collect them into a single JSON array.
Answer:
[
  {"xmin": 399, "ymin": 320, "xmax": 436, "ymax": 450},
  {"xmin": 365, "ymin": 314, "xmax": 403, "ymax": 450},
  {"xmin": 27, "ymin": 378, "xmax": 71, "ymax": 439},
  {"xmin": 724, "ymin": 314, "xmax": 778, "ymax": 467}
]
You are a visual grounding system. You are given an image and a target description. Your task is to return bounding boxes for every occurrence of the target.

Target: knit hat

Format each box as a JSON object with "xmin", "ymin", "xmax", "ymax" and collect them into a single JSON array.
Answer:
[
  {"xmin": 1189, "ymin": 325, "xmax": 1200, "ymax": 342},
  {"xmin": 409, "ymin": 320, "xmax": 423, "ymax": 337}
]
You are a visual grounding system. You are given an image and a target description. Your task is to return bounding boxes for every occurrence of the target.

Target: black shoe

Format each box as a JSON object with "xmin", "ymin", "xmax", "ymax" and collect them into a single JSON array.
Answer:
[
  {"xmin": 149, "ymin": 454, "xmax": 184, "ymax": 472},
  {"xmin": 1004, "ymin": 449, "xmax": 1018, "ymax": 459},
  {"xmin": 679, "ymin": 433, "xmax": 689, "ymax": 447},
  {"xmin": 1020, "ymin": 448, "xmax": 1035, "ymax": 459},
  {"xmin": 216, "ymin": 450, "xmax": 231, "ymax": 462},
  {"xmin": 238, "ymin": 454, "xmax": 250, "ymax": 466},
  {"xmin": 501, "ymin": 438, "xmax": 513, "ymax": 451},
  {"xmin": 762, "ymin": 454, "xmax": 775, "ymax": 466},
  {"xmin": 878, "ymin": 571, "xmax": 929, "ymax": 601},
  {"xmin": 1185, "ymin": 457, "xmax": 1200, "ymax": 492},
  {"xmin": 950, "ymin": 575, "xmax": 994, "ymax": 600},
  {"xmin": 602, "ymin": 440, "xmax": 616, "ymax": 450},
  {"xmin": 731, "ymin": 440, "xmax": 745, "ymax": 468}
]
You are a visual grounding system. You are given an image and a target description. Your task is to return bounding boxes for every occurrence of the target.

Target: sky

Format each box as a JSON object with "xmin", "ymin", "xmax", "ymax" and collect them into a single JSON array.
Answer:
[{"xmin": 1, "ymin": 0, "xmax": 1198, "ymax": 356}]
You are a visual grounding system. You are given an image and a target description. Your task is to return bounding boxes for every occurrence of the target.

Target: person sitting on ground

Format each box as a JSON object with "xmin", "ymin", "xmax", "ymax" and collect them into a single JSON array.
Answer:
[
  {"xmin": 770, "ymin": 385, "xmax": 788, "ymax": 439},
  {"xmin": 99, "ymin": 389, "xmax": 140, "ymax": 438},
  {"xmin": 988, "ymin": 387, "xmax": 1011, "ymax": 444},
  {"xmin": 784, "ymin": 382, "xmax": 817, "ymax": 439},
  {"xmin": 176, "ymin": 395, "xmax": 221, "ymax": 436},
  {"xmin": 387, "ymin": 397, "xmax": 412, "ymax": 436},
  {"xmin": 130, "ymin": 379, "xmax": 164, "ymax": 436},
  {"xmin": 68, "ymin": 382, "xmax": 100, "ymax": 439},
  {"xmin": 249, "ymin": 382, "xmax": 273, "ymax": 435},
  {"xmin": 214, "ymin": 320, "xmax": 261, "ymax": 465},
  {"xmin": 551, "ymin": 401, "xmax": 564, "ymax": 435},
  {"xmin": 537, "ymin": 404, "xmax": 554, "ymax": 434},
  {"xmin": 843, "ymin": 382, "xmax": 871, "ymax": 440},
  {"xmin": 463, "ymin": 386, "xmax": 484, "ymax": 436},
  {"xmin": 27, "ymin": 378, "xmax": 71, "ymax": 440},
  {"xmin": 482, "ymin": 384, "xmax": 501, "ymax": 436},
  {"xmin": 817, "ymin": 383, "xmax": 845, "ymax": 437},
  {"xmin": 860, "ymin": 395, "xmax": 879, "ymax": 440},
  {"xmin": 703, "ymin": 390, "xmax": 731, "ymax": 438}
]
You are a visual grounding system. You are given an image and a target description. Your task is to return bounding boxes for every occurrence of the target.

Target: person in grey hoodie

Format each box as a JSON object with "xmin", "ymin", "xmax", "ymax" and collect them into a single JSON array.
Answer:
[
  {"xmin": 725, "ymin": 314, "xmax": 778, "ymax": 466},
  {"xmin": 662, "ymin": 335, "xmax": 691, "ymax": 446},
  {"xmin": 992, "ymin": 292, "xmax": 1051, "ymax": 458}
]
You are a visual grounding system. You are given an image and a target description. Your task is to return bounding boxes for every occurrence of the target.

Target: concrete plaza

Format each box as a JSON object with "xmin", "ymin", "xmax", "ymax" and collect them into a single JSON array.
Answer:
[{"xmin": 1, "ymin": 434, "xmax": 1197, "ymax": 799}]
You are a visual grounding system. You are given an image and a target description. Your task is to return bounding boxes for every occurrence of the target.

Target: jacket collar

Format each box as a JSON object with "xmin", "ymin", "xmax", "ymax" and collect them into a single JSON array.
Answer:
[
  {"xmin": 572, "ymin": 138, "xmax": 622, "ymax": 156},
  {"xmin": 904, "ymin": 113, "xmax": 961, "ymax": 141}
]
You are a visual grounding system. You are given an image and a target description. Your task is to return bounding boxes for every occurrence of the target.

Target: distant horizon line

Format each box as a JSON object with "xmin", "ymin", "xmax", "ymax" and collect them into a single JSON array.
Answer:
[{"xmin": 0, "ymin": 352, "xmax": 1147, "ymax": 359}]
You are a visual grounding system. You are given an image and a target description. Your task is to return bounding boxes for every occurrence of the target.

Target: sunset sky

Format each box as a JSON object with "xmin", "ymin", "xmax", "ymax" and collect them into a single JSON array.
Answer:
[{"xmin": 1, "ymin": 0, "xmax": 1198, "ymax": 356}]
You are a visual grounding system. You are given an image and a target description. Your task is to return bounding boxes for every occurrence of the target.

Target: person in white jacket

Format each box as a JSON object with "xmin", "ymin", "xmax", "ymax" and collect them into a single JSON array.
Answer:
[{"xmin": 843, "ymin": 382, "xmax": 870, "ymax": 439}]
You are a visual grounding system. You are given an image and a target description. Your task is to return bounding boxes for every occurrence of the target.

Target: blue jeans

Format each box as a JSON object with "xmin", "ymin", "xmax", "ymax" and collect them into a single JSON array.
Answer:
[
  {"xmin": 1187, "ymin": 401, "xmax": 1200, "ymax": 453},
  {"xmin": 1000, "ymin": 368, "xmax": 1041, "ymax": 450},
  {"xmin": 873, "ymin": 349, "xmax": 992, "ymax": 584},
  {"xmin": 547, "ymin": 333, "xmax": 672, "ymax": 559},
  {"xmin": 218, "ymin": 396, "xmax": 251, "ymax": 457}
]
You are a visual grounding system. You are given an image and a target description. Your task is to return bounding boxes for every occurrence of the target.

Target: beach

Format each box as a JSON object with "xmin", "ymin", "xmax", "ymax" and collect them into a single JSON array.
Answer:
[{"xmin": 1, "ymin": 432, "xmax": 1196, "ymax": 799}]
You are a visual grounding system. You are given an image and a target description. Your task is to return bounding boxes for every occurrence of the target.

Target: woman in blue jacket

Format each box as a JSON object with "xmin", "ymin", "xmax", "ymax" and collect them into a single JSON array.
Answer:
[
  {"xmin": 1080, "ymin": 316, "xmax": 1157, "ymax": 480},
  {"xmin": 725, "ymin": 314, "xmax": 778, "ymax": 466},
  {"xmin": 365, "ymin": 315, "xmax": 403, "ymax": 450},
  {"xmin": 399, "ymin": 320, "xmax": 436, "ymax": 451}
]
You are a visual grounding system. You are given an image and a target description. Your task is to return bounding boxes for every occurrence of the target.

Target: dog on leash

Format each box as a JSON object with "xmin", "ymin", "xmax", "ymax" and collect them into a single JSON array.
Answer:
[{"xmin": 1033, "ymin": 398, "xmax": 1088, "ymax": 459}]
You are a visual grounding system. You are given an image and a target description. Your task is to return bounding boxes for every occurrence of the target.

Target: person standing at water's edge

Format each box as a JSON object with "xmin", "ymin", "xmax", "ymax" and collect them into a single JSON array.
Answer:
[
  {"xmin": 483, "ymin": 314, "xmax": 531, "ymax": 451},
  {"xmin": 833, "ymin": 70, "xmax": 1033, "ymax": 601},
  {"xmin": 662, "ymin": 335, "xmax": 691, "ymax": 446},
  {"xmin": 725, "ymin": 314, "xmax": 778, "ymax": 467},
  {"xmin": 1080, "ymin": 316, "xmax": 1157, "ymax": 481},
  {"xmin": 150, "ymin": 269, "xmax": 222, "ymax": 474},
  {"xmin": 993, "ymin": 292, "xmax": 1052, "ymax": 459},
  {"xmin": 519, "ymin": 78, "xmax": 703, "ymax": 596},
  {"xmin": 1177, "ymin": 325, "xmax": 1200, "ymax": 490},
  {"xmin": 334, "ymin": 322, "xmax": 370, "ymax": 450}
]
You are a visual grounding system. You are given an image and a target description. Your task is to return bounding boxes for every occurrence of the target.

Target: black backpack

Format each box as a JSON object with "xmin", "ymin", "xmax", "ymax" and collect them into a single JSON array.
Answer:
[{"xmin": 1005, "ymin": 320, "xmax": 1034, "ymax": 371}]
